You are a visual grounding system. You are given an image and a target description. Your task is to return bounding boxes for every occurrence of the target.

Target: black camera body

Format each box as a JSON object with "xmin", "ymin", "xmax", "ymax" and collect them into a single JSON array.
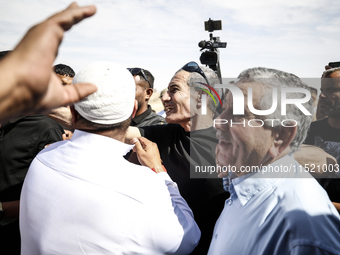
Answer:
[
  {"xmin": 329, "ymin": 62, "xmax": 340, "ymax": 68},
  {"xmin": 198, "ymin": 18, "xmax": 227, "ymax": 82}
]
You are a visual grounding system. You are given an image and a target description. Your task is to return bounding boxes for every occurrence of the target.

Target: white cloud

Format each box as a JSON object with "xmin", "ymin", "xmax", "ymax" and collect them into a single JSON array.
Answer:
[{"xmin": 1, "ymin": 0, "xmax": 339, "ymax": 91}]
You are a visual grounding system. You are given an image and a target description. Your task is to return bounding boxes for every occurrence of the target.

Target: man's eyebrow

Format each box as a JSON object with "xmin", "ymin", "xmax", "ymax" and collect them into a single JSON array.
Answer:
[{"xmin": 169, "ymin": 84, "xmax": 180, "ymax": 89}]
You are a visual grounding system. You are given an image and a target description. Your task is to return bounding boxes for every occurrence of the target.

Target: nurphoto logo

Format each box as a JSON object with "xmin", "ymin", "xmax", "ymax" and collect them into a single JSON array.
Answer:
[{"xmin": 199, "ymin": 83, "xmax": 311, "ymax": 128}]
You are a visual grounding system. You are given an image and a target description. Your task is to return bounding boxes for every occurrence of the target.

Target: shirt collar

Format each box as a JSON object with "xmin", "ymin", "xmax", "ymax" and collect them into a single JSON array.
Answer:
[
  {"xmin": 71, "ymin": 129, "xmax": 134, "ymax": 156},
  {"xmin": 131, "ymin": 105, "xmax": 152, "ymax": 125},
  {"xmin": 232, "ymin": 154, "xmax": 295, "ymax": 206}
]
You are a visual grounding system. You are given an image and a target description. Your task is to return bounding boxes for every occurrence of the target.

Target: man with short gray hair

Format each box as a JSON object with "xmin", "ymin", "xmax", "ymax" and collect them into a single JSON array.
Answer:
[
  {"xmin": 209, "ymin": 67, "xmax": 340, "ymax": 255},
  {"xmin": 20, "ymin": 61, "xmax": 200, "ymax": 254}
]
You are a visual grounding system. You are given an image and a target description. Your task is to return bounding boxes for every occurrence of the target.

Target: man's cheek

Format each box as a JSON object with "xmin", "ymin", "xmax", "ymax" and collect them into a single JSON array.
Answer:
[{"xmin": 216, "ymin": 149, "xmax": 227, "ymax": 166}]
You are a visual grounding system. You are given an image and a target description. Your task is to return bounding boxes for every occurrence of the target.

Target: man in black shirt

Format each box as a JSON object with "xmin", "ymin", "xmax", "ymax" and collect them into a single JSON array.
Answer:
[
  {"xmin": 304, "ymin": 67, "xmax": 340, "ymax": 212},
  {"xmin": 127, "ymin": 63, "xmax": 228, "ymax": 254},
  {"xmin": 128, "ymin": 68, "xmax": 165, "ymax": 127},
  {"xmin": 0, "ymin": 115, "xmax": 64, "ymax": 254}
]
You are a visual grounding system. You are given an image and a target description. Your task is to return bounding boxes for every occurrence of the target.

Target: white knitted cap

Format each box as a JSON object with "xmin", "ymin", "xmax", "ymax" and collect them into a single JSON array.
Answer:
[{"xmin": 73, "ymin": 61, "xmax": 135, "ymax": 125}]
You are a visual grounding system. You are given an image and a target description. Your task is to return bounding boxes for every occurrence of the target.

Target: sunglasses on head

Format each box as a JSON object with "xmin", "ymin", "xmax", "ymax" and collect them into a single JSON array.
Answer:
[
  {"xmin": 127, "ymin": 68, "xmax": 152, "ymax": 89},
  {"xmin": 181, "ymin": 61, "xmax": 223, "ymax": 107},
  {"xmin": 181, "ymin": 61, "xmax": 211, "ymax": 86}
]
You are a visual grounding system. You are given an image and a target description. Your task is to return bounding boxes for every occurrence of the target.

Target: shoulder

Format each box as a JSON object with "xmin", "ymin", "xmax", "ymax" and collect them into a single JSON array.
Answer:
[
  {"xmin": 271, "ymin": 178, "xmax": 340, "ymax": 251},
  {"xmin": 144, "ymin": 111, "xmax": 166, "ymax": 126},
  {"xmin": 140, "ymin": 124, "xmax": 182, "ymax": 137},
  {"xmin": 275, "ymin": 174, "xmax": 338, "ymax": 216},
  {"xmin": 139, "ymin": 124, "xmax": 185, "ymax": 148},
  {"xmin": 22, "ymin": 114, "xmax": 64, "ymax": 130},
  {"xmin": 304, "ymin": 118, "xmax": 329, "ymax": 144},
  {"xmin": 190, "ymin": 127, "xmax": 218, "ymax": 146},
  {"xmin": 309, "ymin": 118, "xmax": 329, "ymax": 130}
]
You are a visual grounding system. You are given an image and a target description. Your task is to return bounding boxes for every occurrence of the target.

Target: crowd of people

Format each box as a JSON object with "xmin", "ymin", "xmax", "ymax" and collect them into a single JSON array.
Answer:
[{"xmin": 0, "ymin": 3, "xmax": 340, "ymax": 255}]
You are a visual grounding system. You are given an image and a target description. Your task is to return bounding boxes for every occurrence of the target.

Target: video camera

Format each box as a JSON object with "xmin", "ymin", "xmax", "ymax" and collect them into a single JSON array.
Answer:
[{"xmin": 198, "ymin": 18, "xmax": 227, "ymax": 82}]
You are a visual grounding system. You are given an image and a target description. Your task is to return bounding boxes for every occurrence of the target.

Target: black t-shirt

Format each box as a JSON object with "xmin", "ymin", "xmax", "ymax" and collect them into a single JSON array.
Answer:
[
  {"xmin": 140, "ymin": 124, "xmax": 229, "ymax": 254},
  {"xmin": 131, "ymin": 105, "xmax": 166, "ymax": 128},
  {"xmin": 304, "ymin": 117, "xmax": 340, "ymax": 203},
  {"xmin": 0, "ymin": 115, "xmax": 64, "ymax": 254}
]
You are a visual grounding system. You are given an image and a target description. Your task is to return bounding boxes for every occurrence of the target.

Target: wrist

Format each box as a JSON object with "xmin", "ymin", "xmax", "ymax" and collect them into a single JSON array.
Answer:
[{"xmin": 151, "ymin": 165, "xmax": 167, "ymax": 173}]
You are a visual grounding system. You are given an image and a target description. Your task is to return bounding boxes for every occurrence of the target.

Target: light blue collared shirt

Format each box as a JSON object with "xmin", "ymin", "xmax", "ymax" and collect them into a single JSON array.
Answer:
[{"xmin": 209, "ymin": 155, "xmax": 340, "ymax": 255}]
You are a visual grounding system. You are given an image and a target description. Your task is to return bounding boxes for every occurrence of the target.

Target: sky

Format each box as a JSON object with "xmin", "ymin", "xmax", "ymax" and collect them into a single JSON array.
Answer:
[{"xmin": 0, "ymin": 0, "xmax": 339, "ymax": 91}]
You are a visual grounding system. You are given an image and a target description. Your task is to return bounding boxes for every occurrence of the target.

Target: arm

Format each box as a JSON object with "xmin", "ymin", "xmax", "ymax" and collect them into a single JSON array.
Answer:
[
  {"xmin": 1, "ymin": 200, "xmax": 20, "ymax": 219},
  {"xmin": 332, "ymin": 202, "xmax": 340, "ymax": 213},
  {"xmin": 131, "ymin": 137, "xmax": 201, "ymax": 253},
  {"xmin": 0, "ymin": 3, "xmax": 97, "ymax": 123}
]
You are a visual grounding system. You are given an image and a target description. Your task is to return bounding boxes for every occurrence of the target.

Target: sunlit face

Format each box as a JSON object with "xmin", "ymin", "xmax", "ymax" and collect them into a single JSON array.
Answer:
[
  {"xmin": 56, "ymin": 74, "xmax": 73, "ymax": 86},
  {"xmin": 162, "ymin": 71, "xmax": 193, "ymax": 127},
  {"xmin": 214, "ymin": 82, "xmax": 275, "ymax": 176},
  {"xmin": 319, "ymin": 71, "xmax": 340, "ymax": 118},
  {"xmin": 134, "ymin": 76, "xmax": 149, "ymax": 110}
]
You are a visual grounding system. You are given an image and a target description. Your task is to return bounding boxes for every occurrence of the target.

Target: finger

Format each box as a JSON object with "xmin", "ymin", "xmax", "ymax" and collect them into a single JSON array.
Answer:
[
  {"xmin": 138, "ymin": 138, "xmax": 148, "ymax": 150},
  {"xmin": 67, "ymin": 2, "xmax": 79, "ymax": 10},
  {"xmin": 62, "ymin": 82, "xmax": 97, "ymax": 106},
  {"xmin": 49, "ymin": 4, "xmax": 97, "ymax": 31},
  {"xmin": 137, "ymin": 137, "xmax": 151, "ymax": 145},
  {"xmin": 132, "ymin": 137, "xmax": 144, "ymax": 153},
  {"xmin": 131, "ymin": 138, "xmax": 138, "ymax": 152},
  {"xmin": 130, "ymin": 137, "xmax": 138, "ymax": 145}
]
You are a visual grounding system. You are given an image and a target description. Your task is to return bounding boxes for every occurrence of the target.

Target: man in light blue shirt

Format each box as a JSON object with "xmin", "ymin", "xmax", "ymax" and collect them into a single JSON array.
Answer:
[{"xmin": 209, "ymin": 67, "xmax": 340, "ymax": 255}]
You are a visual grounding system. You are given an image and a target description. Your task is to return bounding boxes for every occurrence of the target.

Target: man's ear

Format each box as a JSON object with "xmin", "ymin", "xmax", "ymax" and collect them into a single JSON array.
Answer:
[
  {"xmin": 132, "ymin": 100, "xmax": 138, "ymax": 118},
  {"xmin": 145, "ymin": 88, "xmax": 153, "ymax": 101},
  {"xmin": 268, "ymin": 126, "xmax": 297, "ymax": 158}
]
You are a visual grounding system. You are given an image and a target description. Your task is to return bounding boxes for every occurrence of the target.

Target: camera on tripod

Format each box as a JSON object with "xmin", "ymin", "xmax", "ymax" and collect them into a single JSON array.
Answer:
[{"xmin": 199, "ymin": 18, "xmax": 227, "ymax": 82}]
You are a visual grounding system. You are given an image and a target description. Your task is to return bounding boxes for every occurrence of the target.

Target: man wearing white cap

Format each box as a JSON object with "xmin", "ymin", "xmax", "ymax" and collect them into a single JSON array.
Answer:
[{"xmin": 19, "ymin": 62, "xmax": 200, "ymax": 255}]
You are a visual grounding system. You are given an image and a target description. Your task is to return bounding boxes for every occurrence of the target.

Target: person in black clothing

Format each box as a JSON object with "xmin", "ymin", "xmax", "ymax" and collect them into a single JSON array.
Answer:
[
  {"xmin": 0, "ymin": 51, "xmax": 65, "ymax": 254},
  {"xmin": 128, "ymin": 68, "xmax": 165, "ymax": 127},
  {"xmin": 127, "ymin": 63, "xmax": 229, "ymax": 254},
  {"xmin": 304, "ymin": 67, "xmax": 340, "ymax": 213},
  {"xmin": 0, "ymin": 115, "xmax": 64, "ymax": 254}
]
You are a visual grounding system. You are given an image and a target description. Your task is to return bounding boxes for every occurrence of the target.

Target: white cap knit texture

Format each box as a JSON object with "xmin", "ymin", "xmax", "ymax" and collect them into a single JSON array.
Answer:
[{"xmin": 73, "ymin": 61, "xmax": 135, "ymax": 125}]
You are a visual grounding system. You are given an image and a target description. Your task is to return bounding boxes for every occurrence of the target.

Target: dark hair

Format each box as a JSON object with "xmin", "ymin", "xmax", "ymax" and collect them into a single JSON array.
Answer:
[
  {"xmin": 0, "ymin": 50, "xmax": 12, "ymax": 61},
  {"xmin": 77, "ymin": 114, "xmax": 132, "ymax": 133},
  {"xmin": 53, "ymin": 64, "xmax": 75, "ymax": 78},
  {"xmin": 142, "ymin": 69, "xmax": 155, "ymax": 89}
]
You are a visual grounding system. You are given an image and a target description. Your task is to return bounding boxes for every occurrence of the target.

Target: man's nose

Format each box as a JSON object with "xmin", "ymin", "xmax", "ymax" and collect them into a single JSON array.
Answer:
[{"xmin": 162, "ymin": 91, "xmax": 170, "ymax": 102}]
